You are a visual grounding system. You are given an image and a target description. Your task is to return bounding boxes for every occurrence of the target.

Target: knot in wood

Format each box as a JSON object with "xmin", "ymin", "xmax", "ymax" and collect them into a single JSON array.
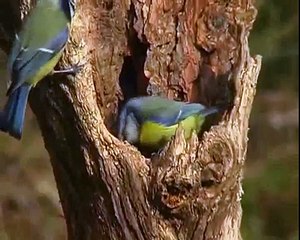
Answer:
[
  {"xmin": 151, "ymin": 174, "xmax": 198, "ymax": 218},
  {"xmin": 196, "ymin": 6, "xmax": 229, "ymax": 52},
  {"xmin": 198, "ymin": 127, "xmax": 236, "ymax": 189}
]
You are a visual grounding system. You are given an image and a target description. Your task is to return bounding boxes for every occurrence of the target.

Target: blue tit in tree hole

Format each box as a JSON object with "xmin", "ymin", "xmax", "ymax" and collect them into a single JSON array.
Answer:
[{"xmin": 118, "ymin": 96, "xmax": 221, "ymax": 152}]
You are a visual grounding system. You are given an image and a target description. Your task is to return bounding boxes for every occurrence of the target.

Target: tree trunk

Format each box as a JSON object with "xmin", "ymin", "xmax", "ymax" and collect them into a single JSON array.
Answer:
[{"xmin": 0, "ymin": 0, "xmax": 261, "ymax": 239}]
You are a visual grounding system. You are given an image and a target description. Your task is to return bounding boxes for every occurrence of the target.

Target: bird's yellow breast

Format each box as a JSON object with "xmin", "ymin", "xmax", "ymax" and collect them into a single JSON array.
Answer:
[
  {"xmin": 139, "ymin": 115, "xmax": 204, "ymax": 150},
  {"xmin": 30, "ymin": 51, "xmax": 64, "ymax": 86}
]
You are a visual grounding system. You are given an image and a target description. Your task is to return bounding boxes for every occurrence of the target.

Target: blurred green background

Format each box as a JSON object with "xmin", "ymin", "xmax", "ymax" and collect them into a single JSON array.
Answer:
[{"xmin": 0, "ymin": 0, "xmax": 298, "ymax": 239}]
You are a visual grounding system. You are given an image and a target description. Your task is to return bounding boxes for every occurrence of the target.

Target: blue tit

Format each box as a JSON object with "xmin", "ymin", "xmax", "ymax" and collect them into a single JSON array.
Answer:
[
  {"xmin": 0, "ymin": 0, "xmax": 77, "ymax": 139},
  {"xmin": 118, "ymin": 96, "xmax": 220, "ymax": 151}
]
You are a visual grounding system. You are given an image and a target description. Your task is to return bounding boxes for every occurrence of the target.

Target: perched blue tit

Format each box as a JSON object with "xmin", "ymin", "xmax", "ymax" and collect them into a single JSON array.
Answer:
[
  {"xmin": 118, "ymin": 96, "xmax": 220, "ymax": 151},
  {"xmin": 0, "ymin": 0, "xmax": 77, "ymax": 139}
]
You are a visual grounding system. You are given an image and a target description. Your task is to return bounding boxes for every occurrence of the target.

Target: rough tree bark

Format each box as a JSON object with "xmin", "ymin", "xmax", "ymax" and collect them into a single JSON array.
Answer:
[{"xmin": 0, "ymin": 0, "xmax": 262, "ymax": 239}]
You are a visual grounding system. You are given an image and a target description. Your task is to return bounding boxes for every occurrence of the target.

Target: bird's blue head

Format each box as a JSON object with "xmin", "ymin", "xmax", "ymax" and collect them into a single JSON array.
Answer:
[{"xmin": 118, "ymin": 99, "xmax": 143, "ymax": 144}]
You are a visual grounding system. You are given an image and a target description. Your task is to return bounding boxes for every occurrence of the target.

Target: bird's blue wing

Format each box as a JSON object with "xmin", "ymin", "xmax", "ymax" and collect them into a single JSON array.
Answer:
[
  {"xmin": 148, "ymin": 103, "xmax": 205, "ymax": 126},
  {"xmin": 124, "ymin": 96, "xmax": 207, "ymax": 126},
  {"xmin": 7, "ymin": 33, "xmax": 22, "ymax": 76},
  {"xmin": 7, "ymin": 27, "xmax": 69, "ymax": 95},
  {"xmin": 175, "ymin": 103, "xmax": 206, "ymax": 121}
]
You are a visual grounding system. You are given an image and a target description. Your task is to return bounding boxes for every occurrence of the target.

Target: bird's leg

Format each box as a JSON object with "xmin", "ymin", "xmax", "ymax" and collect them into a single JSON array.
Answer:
[{"xmin": 52, "ymin": 61, "xmax": 84, "ymax": 75}]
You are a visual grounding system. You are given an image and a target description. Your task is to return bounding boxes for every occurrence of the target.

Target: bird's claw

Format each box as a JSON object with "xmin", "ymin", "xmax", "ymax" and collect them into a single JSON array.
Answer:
[
  {"xmin": 69, "ymin": 61, "xmax": 85, "ymax": 75},
  {"xmin": 52, "ymin": 61, "xmax": 85, "ymax": 76}
]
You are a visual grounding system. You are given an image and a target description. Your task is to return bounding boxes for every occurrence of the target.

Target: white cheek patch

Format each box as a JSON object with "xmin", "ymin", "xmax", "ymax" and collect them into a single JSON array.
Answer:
[{"xmin": 124, "ymin": 113, "xmax": 139, "ymax": 144}]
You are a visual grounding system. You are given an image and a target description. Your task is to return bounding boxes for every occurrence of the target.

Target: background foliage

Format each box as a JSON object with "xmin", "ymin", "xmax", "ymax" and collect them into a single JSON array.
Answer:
[{"xmin": 0, "ymin": 0, "xmax": 298, "ymax": 239}]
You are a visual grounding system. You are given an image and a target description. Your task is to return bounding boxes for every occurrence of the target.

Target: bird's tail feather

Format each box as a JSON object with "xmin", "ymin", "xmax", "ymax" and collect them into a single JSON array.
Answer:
[
  {"xmin": 0, "ymin": 84, "xmax": 31, "ymax": 139},
  {"xmin": 199, "ymin": 106, "xmax": 219, "ymax": 117}
]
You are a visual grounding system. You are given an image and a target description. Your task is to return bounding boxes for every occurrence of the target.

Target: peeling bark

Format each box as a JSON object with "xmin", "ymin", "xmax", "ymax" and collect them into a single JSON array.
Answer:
[{"xmin": 0, "ymin": 0, "xmax": 261, "ymax": 239}]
